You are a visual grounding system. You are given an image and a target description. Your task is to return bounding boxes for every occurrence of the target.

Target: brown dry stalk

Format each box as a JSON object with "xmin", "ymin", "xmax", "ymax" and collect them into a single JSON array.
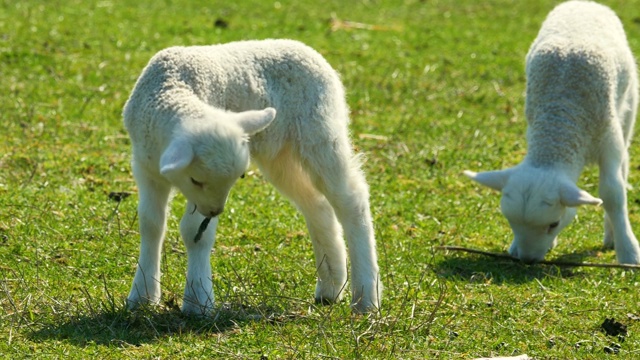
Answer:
[
  {"xmin": 436, "ymin": 245, "xmax": 640, "ymax": 270},
  {"xmin": 329, "ymin": 15, "xmax": 401, "ymax": 32}
]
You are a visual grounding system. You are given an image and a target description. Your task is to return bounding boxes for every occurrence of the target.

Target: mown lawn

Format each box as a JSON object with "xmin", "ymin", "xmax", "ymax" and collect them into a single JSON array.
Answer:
[{"xmin": 2, "ymin": 0, "xmax": 640, "ymax": 358}]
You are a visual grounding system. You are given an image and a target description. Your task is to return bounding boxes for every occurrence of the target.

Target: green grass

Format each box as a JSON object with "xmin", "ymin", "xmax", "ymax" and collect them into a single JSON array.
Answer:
[{"xmin": 2, "ymin": 0, "xmax": 640, "ymax": 358}]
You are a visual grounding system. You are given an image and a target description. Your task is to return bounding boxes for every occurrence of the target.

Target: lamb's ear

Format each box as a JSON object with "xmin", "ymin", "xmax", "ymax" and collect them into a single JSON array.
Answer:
[
  {"xmin": 463, "ymin": 169, "xmax": 511, "ymax": 191},
  {"xmin": 235, "ymin": 107, "xmax": 276, "ymax": 135},
  {"xmin": 160, "ymin": 138, "xmax": 194, "ymax": 175},
  {"xmin": 559, "ymin": 182, "xmax": 602, "ymax": 207}
]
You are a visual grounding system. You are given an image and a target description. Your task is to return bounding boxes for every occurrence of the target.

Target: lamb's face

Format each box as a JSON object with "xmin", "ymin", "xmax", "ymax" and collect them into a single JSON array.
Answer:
[
  {"xmin": 178, "ymin": 131, "xmax": 250, "ymax": 218},
  {"xmin": 160, "ymin": 108, "xmax": 276, "ymax": 217},
  {"xmin": 500, "ymin": 174, "xmax": 576, "ymax": 263},
  {"xmin": 466, "ymin": 165, "xmax": 602, "ymax": 263},
  {"xmin": 159, "ymin": 107, "xmax": 276, "ymax": 218}
]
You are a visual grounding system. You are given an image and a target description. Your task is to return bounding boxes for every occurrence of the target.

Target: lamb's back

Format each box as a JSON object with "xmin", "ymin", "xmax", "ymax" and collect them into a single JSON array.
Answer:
[
  {"xmin": 123, "ymin": 39, "xmax": 350, "ymax": 161},
  {"xmin": 134, "ymin": 40, "xmax": 341, "ymax": 111},
  {"xmin": 524, "ymin": 1, "xmax": 636, "ymax": 166}
]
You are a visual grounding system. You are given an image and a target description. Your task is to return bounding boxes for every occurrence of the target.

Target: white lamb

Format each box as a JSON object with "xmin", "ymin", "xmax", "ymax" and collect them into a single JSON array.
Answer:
[
  {"xmin": 123, "ymin": 39, "xmax": 382, "ymax": 315},
  {"xmin": 465, "ymin": 1, "xmax": 640, "ymax": 264}
]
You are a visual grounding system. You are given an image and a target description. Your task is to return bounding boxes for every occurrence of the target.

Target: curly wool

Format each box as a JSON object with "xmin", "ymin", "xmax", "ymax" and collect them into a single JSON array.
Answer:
[
  {"xmin": 123, "ymin": 39, "xmax": 381, "ymax": 314},
  {"xmin": 523, "ymin": 0, "xmax": 638, "ymax": 172},
  {"xmin": 124, "ymin": 39, "xmax": 351, "ymax": 172},
  {"xmin": 465, "ymin": 1, "xmax": 640, "ymax": 265}
]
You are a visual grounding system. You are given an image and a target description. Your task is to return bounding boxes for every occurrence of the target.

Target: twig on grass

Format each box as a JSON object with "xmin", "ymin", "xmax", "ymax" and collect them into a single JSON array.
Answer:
[
  {"xmin": 436, "ymin": 245, "xmax": 640, "ymax": 269},
  {"xmin": 193, "ymin": 217, "xmax": 211, "ymax": 243},
  {"xmin": 329, "ymin": 14, "xmax": 401, "ymax": 32}
]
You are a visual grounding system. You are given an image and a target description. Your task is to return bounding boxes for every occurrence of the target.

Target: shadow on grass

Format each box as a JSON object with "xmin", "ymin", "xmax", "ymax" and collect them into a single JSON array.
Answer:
[
  {"xmin": 434, "ymin": 244, "xmax": 608, "ymax": 284},
  {"xmin": 28, "ymin": 295, "xmax": 309, "ymax": 347},
  {"xmin": 551, "ymin": 244, "xmax": 610, "ymax": 263}
]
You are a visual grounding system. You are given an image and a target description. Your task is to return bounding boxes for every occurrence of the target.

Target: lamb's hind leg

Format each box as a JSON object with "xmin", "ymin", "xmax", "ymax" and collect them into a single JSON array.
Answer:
[
  {"xmin": 306, "ymin": 146, "xmax": 381, "ymax": 313},
  {"xmin": 604, "ymin": 214, "xmax": 614, "ymax": 249},
  {"xmin": 600, "ymin": 147, "xmax": 640, "ymax": 264},
  {"xmin": 127, "ymin": 167, "xmax": 171, "ymax": 308},
  {"xmin": 254, "ymin": 147, "xmax": 348, "ymax": 305},
  {"xmin": 604, "ymin": 152, "xmax": 627, "ymax": 250}
]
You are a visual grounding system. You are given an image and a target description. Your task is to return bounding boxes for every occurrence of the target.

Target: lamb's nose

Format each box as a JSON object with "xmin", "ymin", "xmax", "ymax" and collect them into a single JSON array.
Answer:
[
  {"xmin": 519, "ymin": 256, "xmax": 538, "ymax": 265},
  {"xmin": 209, "ymin": 208, "xmax": 223, "ymax": 218},
  {"xmin": 516, "ymin": 252, "xmax": 543, "ymax": 264}
]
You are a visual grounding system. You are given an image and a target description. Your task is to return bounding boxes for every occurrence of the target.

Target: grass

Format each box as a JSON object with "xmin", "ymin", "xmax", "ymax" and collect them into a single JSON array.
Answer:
[{"xmin": 2, "ymin": 0, "xmax": 640, "ymax": 358}]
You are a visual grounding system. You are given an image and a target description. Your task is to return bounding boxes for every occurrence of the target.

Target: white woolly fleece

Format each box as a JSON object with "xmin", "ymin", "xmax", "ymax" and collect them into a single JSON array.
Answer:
[
  {"xmin": 524, "ymin": 0, "xmax": 638, "ymax": 174},
  {"xmin": 124, "ymin": 39, "xmax": 351, "ymax": 171},
  {"xmin": 465, "ymin": 1, "xmax": 640, "ymax": 265},
  {"xmin": 123, "ymin": 39, "xmax": 381, "ymax": 314}
]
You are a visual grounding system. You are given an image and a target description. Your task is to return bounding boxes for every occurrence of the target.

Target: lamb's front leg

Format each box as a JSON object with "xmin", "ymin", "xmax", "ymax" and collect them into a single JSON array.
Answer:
[
  {"xmin": 128, "ymin": 170, "xmax": 171, "ymax": 308},
  {"xmin": 600, "ymin": 159, "xmax": 640, "ymax": 264},
  {"xmin": 180, "ymin": 201, "xmax": 218, "ymax": 315}
]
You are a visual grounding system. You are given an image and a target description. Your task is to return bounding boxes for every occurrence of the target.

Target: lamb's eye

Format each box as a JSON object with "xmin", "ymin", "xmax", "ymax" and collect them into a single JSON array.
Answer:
[
  {"xmin": 548, "ymin": 221, "xmax": 560, "ymax": 230},
  {"xmin": 191, "ymin": 177, "xmax": 204, "ymax": 187}
]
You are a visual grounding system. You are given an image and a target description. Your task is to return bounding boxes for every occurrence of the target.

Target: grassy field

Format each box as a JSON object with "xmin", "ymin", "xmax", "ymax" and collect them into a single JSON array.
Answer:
[{"xmin": 2, "ymin": 0, "xmax": 640, "ymax": 358}]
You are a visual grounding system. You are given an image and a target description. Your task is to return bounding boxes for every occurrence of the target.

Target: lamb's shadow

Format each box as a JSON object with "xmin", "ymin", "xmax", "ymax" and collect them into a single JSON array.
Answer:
[
  {"xmin": 28, "ymin": 299, "xmax": 306, "ymax": 347},
  {"xmin": 551, "ymin": 244, "xmax": 609, "ymax": 263},
  {"xmin": 435, "ymin": 245, "xmax": 607, "ymax": 284}
]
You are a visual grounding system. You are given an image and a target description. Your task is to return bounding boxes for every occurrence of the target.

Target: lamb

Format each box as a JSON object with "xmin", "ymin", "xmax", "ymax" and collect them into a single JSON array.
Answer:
[
  {"xmin": 123, "ymin": 39, "xmax": 382, "ymax": 315},
  {"xmin": 464, "ymin": 0, "xmax": 640, "ymax": 264}
]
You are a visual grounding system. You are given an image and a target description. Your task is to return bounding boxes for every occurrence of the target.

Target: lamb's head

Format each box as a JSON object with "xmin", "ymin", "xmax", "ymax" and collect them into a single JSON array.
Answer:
[
  {"xmin": 159, "ymin": 108, "xmax": 276, "ymax": 218},
  {"xmin": 464, "ymin": 166, "xmax": 602, "ymax": 263}
]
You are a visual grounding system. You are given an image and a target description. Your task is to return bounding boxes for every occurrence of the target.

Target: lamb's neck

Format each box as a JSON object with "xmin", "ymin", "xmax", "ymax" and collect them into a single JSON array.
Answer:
[
  {"xmin": 524, "ymin": 114, "xmax": 588, "ymax": 181},
  {"xmin": 154, "ymin": 90, "xmax": 215, "ymax": 142}
]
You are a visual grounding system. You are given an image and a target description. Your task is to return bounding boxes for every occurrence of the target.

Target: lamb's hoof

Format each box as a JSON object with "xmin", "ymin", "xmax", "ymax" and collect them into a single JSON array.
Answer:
[
  {"xmin": 126, "ymin": 294, "xmax": 160, "ymax": 310},
  {"xmin": 127, "ymin": 300, "xmax": 140, "ymax": 311},
  {"xmin": 614, "ymin": 240, "xmax": 640, "ymax": 265},
  {"xmin": 181, "ymin": 301, "xmax": 213, "ymax": 316},
  {"xmin": 315, "ymin": 296, "xmax": 337, "ymax": 306},
  {"xmin": 350, "ymin": 299, "xmax": 379, "ymax": 314},
  {"xmin": 603, "ymin": 239, "xmax": 615, "ymax": 250},
  {"xmin": 617, "ymin": 259, "xmax": 640, "ymax": 265},
  {"xmin": 350, "ymin": 291, "xmax": 380, "ymax": 314},
  {"xmin": 616, "ymin": 254, "xmax": 640, "ymax": 265},
  {"xmin": 314, "ymin": 280, "xmax": 345, "ymax": 306}
]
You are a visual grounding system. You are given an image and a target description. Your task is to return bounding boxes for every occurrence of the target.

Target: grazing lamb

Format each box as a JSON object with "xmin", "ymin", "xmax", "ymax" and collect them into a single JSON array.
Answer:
[
  {"xmin": 465, "ymin": 1, "xmax": 640, "ymax": 264},
  {"xmin": 123, "ymin": 39, "xmax": 382, "ymax": 314}
]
